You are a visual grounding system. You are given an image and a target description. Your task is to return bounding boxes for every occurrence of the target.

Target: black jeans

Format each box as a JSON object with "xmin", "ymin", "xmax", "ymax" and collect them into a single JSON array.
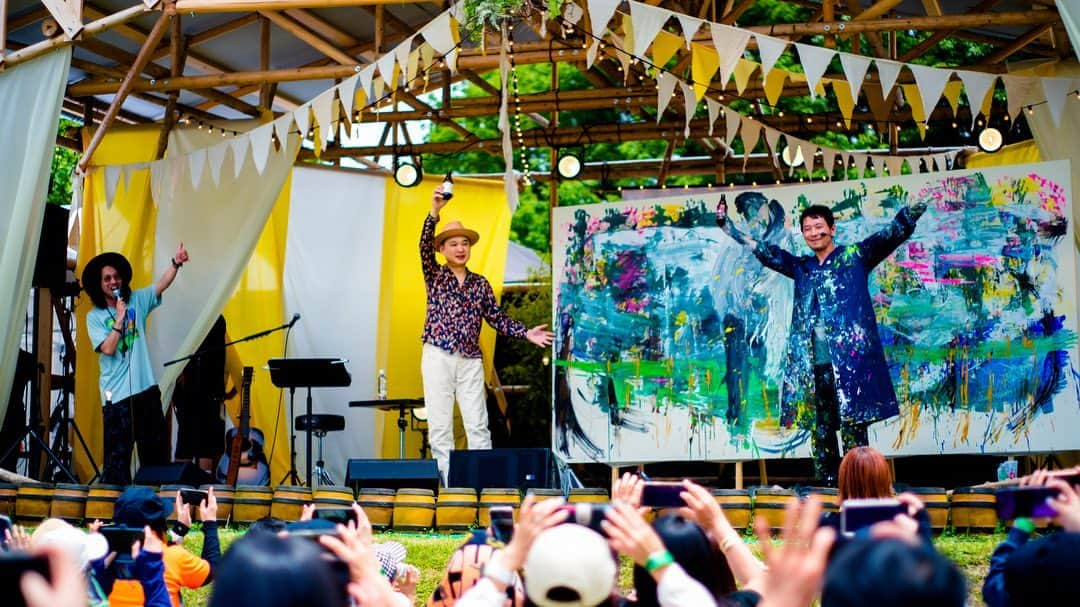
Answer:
[
  {"xmin": 813, "ymin": 364, "xmax": 869, "ymax": 484},
  {"xmin": 102, "ymin": 386, "xmax": 169, "ymax": 484}
]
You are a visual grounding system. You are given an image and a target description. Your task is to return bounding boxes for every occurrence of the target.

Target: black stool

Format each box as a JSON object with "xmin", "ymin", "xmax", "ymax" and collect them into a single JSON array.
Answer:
[{"xmin": 295, "ymin": 414, "xmax": 345, "ymax": 486}]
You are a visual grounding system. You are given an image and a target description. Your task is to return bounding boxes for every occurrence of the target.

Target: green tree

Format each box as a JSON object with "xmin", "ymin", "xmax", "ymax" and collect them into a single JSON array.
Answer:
[{"xmin": 49, "ymin": 118, "xmax": 82, "ymax": 206}]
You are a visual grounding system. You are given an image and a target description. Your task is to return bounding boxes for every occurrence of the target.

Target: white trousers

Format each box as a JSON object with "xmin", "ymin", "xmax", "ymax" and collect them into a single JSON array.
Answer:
[{"xmin": 421, "ymin": 344, "xmax": 491, "ymax": 484}]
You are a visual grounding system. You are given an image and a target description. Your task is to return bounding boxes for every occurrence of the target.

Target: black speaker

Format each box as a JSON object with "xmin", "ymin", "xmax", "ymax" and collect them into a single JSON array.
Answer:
[
  {"xmin": 134, "ymin": 462, "xmax": 213, "ymax": 487},
  {"xmin": 33, "ymin": 204, "xmax": 69, "ymax": 289},
  {"xmin": 345, "ymin": 459, "xmax": 440, "ymax": 491},
  {"xmin": 449, "ymin": 448, "xmax": 553, "ymax": 491}
]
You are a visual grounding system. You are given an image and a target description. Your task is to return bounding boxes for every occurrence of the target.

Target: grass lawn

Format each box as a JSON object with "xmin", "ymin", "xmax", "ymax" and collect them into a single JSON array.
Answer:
[{"xmin": 178, "ymin": 527, "xmax": 1005, "ymax": 607}]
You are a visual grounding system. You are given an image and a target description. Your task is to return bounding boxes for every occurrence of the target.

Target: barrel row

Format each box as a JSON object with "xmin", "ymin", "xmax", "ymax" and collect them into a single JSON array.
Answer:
[{"xmin": 0, "ymin": 483, "xmax": 1003, "ymax": 532}]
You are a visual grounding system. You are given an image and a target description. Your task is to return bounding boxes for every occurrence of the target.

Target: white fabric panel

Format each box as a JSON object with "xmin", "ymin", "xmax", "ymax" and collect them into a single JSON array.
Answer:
[
  {"xmin": 150, "ymin": 127, "xmax": 301, "ymax": 408},
  {"xmin": 0, "ymin": 48, "xmax": 72, "ymax": 423},
  {"xmin": 1024, "ymin": 61, "xmax": 1080, "ymax": 250},
  {"xmin": 282, "ymin": 166, "xmax": 386, "ymax": 484}
]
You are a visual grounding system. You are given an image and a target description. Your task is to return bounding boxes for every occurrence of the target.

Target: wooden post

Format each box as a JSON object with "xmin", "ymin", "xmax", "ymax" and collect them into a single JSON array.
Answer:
[
  {"xmin": 156, "ymin": 14, "xmax": 186, "ymax": 159},
  {"xmin": 758, "ymin": 460, "xmax": 768, "ymax": 486},
  {"xmin": 79, "ymin": 6, "xmax": 173, "ymax": 172},
  {"xmin": 0, "ymin": 0, "xmax": 8, "ymax": 63},
  {"xmin": 734, "ymin": 460, "xmax": 743, "ymax": 489},
  {"xmin": 35, "ymin": 288, "xmax": 53, "ymax": 479},
  {"xmin": 259, "ymin": 10, "xmax": 355, "ymax": 65},
  {"xmin": 822, "ymin": 0, "xmax": 835, "ymax": 48},
  {"xmin": 373, "ymin": 4, "xmax": 383, "ymax": 54},
  {"xmin": 259, "ymin": 15, "xmax": 272, "ymax": 110}
]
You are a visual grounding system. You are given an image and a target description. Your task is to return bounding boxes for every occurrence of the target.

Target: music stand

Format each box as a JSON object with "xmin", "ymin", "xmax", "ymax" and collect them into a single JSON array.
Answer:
[
  {"xmin": 349, "ymin": 399, "xmax": 424, "ymax": 458},
  {"xmin": 269, "ymin": 358, "xmax": 351, "ymax": 487}
]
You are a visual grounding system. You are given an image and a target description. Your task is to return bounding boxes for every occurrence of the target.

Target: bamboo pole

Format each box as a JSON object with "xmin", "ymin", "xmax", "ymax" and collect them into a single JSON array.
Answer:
[
  {"xmin": 851, "ymin": 0, "xmax": 904, "ymax": 22},
  {"xmin": 747, "ymin": 10, "xmax": 1060, "ymax": 36},
  {"xmin": 981, "ymin": 23, "xmax": 1055, "ymax": 64},
  {"xmin": 156, "ymin": 14, "xmax": 185, "ymax": 159},
  {"xmin": 899, "ymin": 0, "xmax": 1004, "ymax": 62},
  {"xmin": 79, "ymin": 7, "xmax": 173, "ymax": 171},
  {"xmin": 259, "ymin": 10, "xmax": 355, "ymax": 65},
  {"xmin": 259, "ymin": 15, "xmax": 272, "ymax": 110},
  {"xmin": 373, "ymin": 4, "xmax": 382, "ymax": 54},
  {"xmin": 176, "ymin": 0, "xmax": 437, "ymax": 12},
  {"xmin": 5, "ymin": 2, "xmax": 152, "ymax": 69},
  {"xmin": 1, "ymin": 0, "xmax": 8, "ymax": 63}
]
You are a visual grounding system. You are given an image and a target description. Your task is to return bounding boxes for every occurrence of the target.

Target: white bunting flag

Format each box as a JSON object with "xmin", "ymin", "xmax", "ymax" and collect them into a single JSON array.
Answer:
[
  {"xmin": 821, "ymin": 148, "xmax": 838, "ymax": 180},
  {"xmin": 311, "ymin": 88, "xmax": 336, "ymax": 150},
  {"xmin": 706, "ymin": 97, "xmax": 722, "ymax": 136},
  {"xmin": 248, "ymin": 123, "xmax": 275, "ymax": 175},
  {"xmin": 376, "ymin": 50, "xmax": 398, "ymax": 88},
  {"xmin": 839, "ymin": 53, "xmax": 872, "ymax": 103},
  {"xmin": 711, "ymin": 24, "xmax": 751, "ymax": 87},
  {"xmin": 630, "ymin": 2, "xmax": 671, "ymax": 58},
  {"xmin": 908, "ymin": 65, "xmax": 953, "ymax": 121},
  {"xmin": 1041, "ymin": 77, "xmax": 1075, "ymax": 127},
  {"xmin": 957, "ymin": 70, "xmax": 996, "ymax": 128},
  {"xmin": 680, "ymin": 81, "xmax": 696, "ymax": 138},
  {"xmin": 336, "ymin": 75, "xmax": 360, "ymax": 116},
  {"xmin": 422, "ymin": 13, "xmax": 456, "ymax": 55},
  {"xmin": 1002, "ymin": 75, "xmax": 1042, "ymax": 121},
  {"xmin": 188, "ymin": 147, "xmax": 207, "ymax": 190},
  {"xmin": 230, "ymin": 131, "xmax": 249, "ymax": 178},
  {"xmin": 656, "ymin": 72, "xmax": 678, "ymax": 122},
  {"xmin": 586, "ymin": 40, "xmax": 600, "ymax": 69},
  {"xmin": 763, "ymin": 127, "xmax": 781, "ymax": 168},
  {"xmin": 445, "ymin": 48, "xmax": 459, "ymax": 74},
  {"xmin": 103, "ymin": 165, "xmax": 121, "ymax": 207},
  {"xmin": 394, "ymin": 38, "xmax": 414, "ymax": 83},
  {"xmin": 293, "ymin": 105, "xmax": 310, "ymax": 142},
  {"xmin": 587, "ymin": 0, "xmax": 621, "ymax": 41},
  {"xmin": 676, "ymin": 14, "xmax": 702, "ymax": 48},
  {"xmin": 725, "ymin": 106, "xmax": 741, "ymax": 146},
  {"xmin": 794, "ymin": 43, "xmax": 835, "ymax": 99},
  {"xmin": 799, "ymin": 141, "xmax": 817, "ymax": 175},
  {"xmin": 273, "ymin": 112, "xmax": 294, "ymax": 143},
  {"xmin": 875, "ymin": 59, "xmax": 903, "ymax": 97},
  {"xmin": 755, "ymin": 34, "xmax": 788, "ymax": 78},
  {"xmin": 885, "ymin": 155, "xmax": 904, "ymax": 177},
  {"xmin": 358, "ymin": 65, "xmax": 376, "ymax": 103},
  {"xmin": 207, "ymin": 142, "xmax": 227, "ymax": 186},
  {"xmin": 740, "ymin": 118, "xmax": 762, "ymax": 163}
]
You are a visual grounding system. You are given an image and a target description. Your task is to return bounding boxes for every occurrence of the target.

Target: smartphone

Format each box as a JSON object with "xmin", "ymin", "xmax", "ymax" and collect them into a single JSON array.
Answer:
[
  {"xmin": 179, "ymin": 489, "xmax": 208, "ymax": 508},
  {"xmin": 839, "ymin": 498, "xmax": 905, "ymax": 537},
  {"xmin": 100, "ymin": 526, "xmax": 142, "ymax": 580},
  {"xmin": 314, "ymin": 508, "xmax": 358, "ymax": 525},
  {"xmin": 0, "ymin": 514, "xmax": 11, "ymax": 548},
  {"xmin": 641, "ymin": 482, "xmax": 687, "ymax": 508},
  {"xmin": 284, "ymin": 524, "xmax": 351, "ymax": 589},
  {"xmin": 559, "ymin": 503, "xmax": 611, "ymax": 536},
  {"xmin": 489, "ymin": 506, "xmax": 515, "ymax": 543},
  {"xmin": 995, "ymin": 486, "xmax": 1060, "ymax": 520},
  {"xmin": 0, "ymin": 552, "xmax": 50, "ymax": 607}
]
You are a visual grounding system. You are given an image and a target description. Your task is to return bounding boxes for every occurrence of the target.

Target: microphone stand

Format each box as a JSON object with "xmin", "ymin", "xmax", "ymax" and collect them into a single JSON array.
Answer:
[{"xmin": 163, "ymin": 316, "xmax": 299, "ymax": 368}]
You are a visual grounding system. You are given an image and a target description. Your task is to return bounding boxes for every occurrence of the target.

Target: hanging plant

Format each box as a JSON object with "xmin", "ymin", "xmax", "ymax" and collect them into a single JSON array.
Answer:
[{"xmin": 460, "ymin": 0, "xmax": 565, "ymax": 42}]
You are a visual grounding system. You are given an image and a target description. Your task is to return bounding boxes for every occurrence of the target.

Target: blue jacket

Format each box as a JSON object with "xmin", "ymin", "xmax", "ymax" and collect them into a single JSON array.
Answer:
[{"xmin": 727, "ymin": 204, "xmax": 925, "ymax": 428}]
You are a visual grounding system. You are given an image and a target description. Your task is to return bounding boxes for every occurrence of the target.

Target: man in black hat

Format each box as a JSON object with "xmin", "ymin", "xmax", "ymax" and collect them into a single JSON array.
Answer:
[{"xmin": 82, "ymin": 243, "xmax": 189, "ymax": 484}]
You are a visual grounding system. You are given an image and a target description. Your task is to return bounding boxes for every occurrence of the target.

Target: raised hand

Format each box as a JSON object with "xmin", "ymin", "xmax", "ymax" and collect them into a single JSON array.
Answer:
[
  {"xmin": 1045, "ymin": 478, "xmax": 1080, "ymax": 532},
  {"xmin": 199, "ymin": 486, "xmax": 218, "ymax": 523},
  {"xmin": 431, "ymin": 185, "xmax": 450, "ymax": 217},
  {"xmin": 175, "ymin": 492, "xmax": 193, "ymax": 528},
  {"xmin": 602, "ymin": 500, "xmax": 666, "ymax": 568},
  {"xmin": 173, "ymin": 242, "xmax": 190, "ymax": 265},
  {"xmin": 525, "ymin": 324, "xmax": 554, "ymax": 348},
  {"xmin": 754, "ymin": 497, "xmax": 835, "ymax": 607},
  {"xmin": 612, "ymin": 472, "xmax": 644, "ymax": 509}
]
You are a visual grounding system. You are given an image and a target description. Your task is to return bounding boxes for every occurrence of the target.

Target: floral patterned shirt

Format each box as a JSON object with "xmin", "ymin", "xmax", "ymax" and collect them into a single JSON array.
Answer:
[{"xmin": 421, "ymin": 214, "xmax": 527, "ymax": 358}]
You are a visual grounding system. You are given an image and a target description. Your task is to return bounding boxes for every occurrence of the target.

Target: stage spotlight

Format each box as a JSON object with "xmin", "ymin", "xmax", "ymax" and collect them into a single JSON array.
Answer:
[
  {"xmin": 556, "ymin": 152, "xmax": 583, "ymax": 179},
  {"xmin": 394, "ymin": 160, "xmax": 422, "ymax": 187},
  {"xmin": 781, "ymin": 144, "xmax": 804, "ymax": 167},
  {"xmin": 978, "ymin": 127, "xmax": 1003, "ymax": 153}
]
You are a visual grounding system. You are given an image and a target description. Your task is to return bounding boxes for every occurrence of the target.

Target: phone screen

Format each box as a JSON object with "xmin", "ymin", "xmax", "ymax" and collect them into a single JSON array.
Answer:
[
  {"xmin": 641, "ymin": 482, "xmax": 687, "ymax": 508},
  {"xmin": 179, "ymin": 489, "xmax": 208, "ymax": 507},
  {"xmin": 100, "ymin": 525, "xmax": 143, "ymax": 580},
  {"xmin": 489, "ymin": 507, "xmax": 515, "ymax": 543},
  {"xmin": 314, "ymin": 508, "xmax": 358, "ymax": 525},
  {"xmin": 995, "ymin": 486, "xmax": 1060, "ymax": 520},
  {"xmin": 0, "ymin": 553, "xmax": 50, "ymax": 607},
  {"xmin": 0, "ymin": 515, "xmax": 11, "ymax": 548},
  {"xmin": 840, "ymin": 499, "xmax": 905, "ymax": 536}
]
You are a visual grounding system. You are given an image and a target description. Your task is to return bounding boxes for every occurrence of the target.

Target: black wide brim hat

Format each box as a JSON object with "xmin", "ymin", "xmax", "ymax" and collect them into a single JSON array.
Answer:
[{"xmin": 81, "ymin": 252, "xmax": 132, "ymax": 302}]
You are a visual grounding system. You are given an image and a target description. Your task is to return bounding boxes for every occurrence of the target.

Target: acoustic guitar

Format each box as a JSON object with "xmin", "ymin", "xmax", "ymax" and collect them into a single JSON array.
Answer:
[{"xmin": 216, "ymin": 366, "xmax": 270, "ymax": 485}]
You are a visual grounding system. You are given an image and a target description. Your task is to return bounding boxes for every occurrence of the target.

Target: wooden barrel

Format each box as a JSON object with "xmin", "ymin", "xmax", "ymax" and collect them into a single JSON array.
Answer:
[
  {"xmin": 50, "ymin": 484, "xmax": 89, "ymax": 523},
  {"xmin": 906, "ymin": 487, "xmax": 949, "ymax": 530},
  {"xmin": 568, "ymin": 488, "xmax": 609, "ymax": 504},
  {"xmin": 357, "ymin": 489, "xmax": 395, "ymax": 530},
  {"xmin": 200, "ymin": 485, "xmax": 234, "ymax": 523},
  {"xmin": 270, "ymin": 486, "xmax": 311, "ymax": 521},
  {"xmin": 751, "ymin": 487, "xmax": 796, "ymax": 531},
  {"xmin": 233, "ymin": 486, "xmax": 273, "ymax": 523},
  {"xmin": 157, "ymin": 485, "xmax": 191, "ymax": 522},
  {"xmin": 15, "ymin": 483, "xmax": 54, "ymax": 523},
  {"xmin": 393, "ymin": 488, "xmax": 435, "ymax": 531},
  {"xmin": 436, "ymin": 488, "xmax": 478, "ymax": 533},
  {"xmin": 479, "ymin": 489, "xmax": 521, "ymax": 528},
  {"xmin": 807, "ymin": 488, "xmax": 839, "ymax": 513},
  {"xmin": 0, "ymin": 483, "xmax": 17, "ymax": 517},
  {"xmin": 85, "ymin": 485, "xmax": 123, "ymax": 522},
  {"xmin": 711, "ymin": 489, "xmax": 751, "ymax": 530},
  {"xmin": 950, "ymin": 487, "xmax": 997, "ymax": 531},
  {"xmin": 528, "ymin": 489, "xmax": 564, "ymax": 503},
  {"xmin": 313, "ymin": 486, "xmax": 355, "ymax": 510}
]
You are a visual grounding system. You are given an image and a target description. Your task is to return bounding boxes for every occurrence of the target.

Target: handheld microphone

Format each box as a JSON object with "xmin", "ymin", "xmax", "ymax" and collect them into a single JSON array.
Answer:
[
  {"xmin": 112, "ymin": 288, "xmax": 122, "ymax": 302},
  {"xmin": 288, "ymin": 313, "xmax": 301, "ymax": 328}
]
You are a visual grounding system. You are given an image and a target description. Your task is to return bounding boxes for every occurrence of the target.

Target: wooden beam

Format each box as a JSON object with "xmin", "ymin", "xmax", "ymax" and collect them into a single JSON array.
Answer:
[
  {"xmin": 80, "ymin": 7, "xmax": 172, "ymax": 171},
  {"xmin": 39, "ymin": 0, "xmax": 84, "ymax": 39},
  {"xmin": 747, "ymin": 11, "xmax": 1060, "ymax": 36},
  {"xmin": 898, "ymin": 0, "xmax": 1003, "ymax": 62},
  {"xmin": 175, "ymin": 0, "xmax": 437, "ymax": 12},
  {"xmin": 157, "ymin": 14, "xmax": 187, "ymax": 159},
  {"xmin": 283, "ymin": 8, "xmax": 358, "ymax": 47},
  {"xmin": 851, "ymin": 0, "xmax": 904, "ymax": 22},
  {"xmin": 822, "ymin": 0, "xmax": 835, "ymax": 48},
  {"xmin": 259, "ymin": 15, "xmax": 273, "ymax": 110},
  {"xmin": 4, "ymin": 2, "xmax": 151, "ymax": 69},
  {"xmin": 188, "ymin": 13, "xmax": 259, "ymax": 47},
  {"xmin": 981, "ymin": 23, "xmax": 1055, "ymax": 64},
  {"xmin": 8, "ymin": 7, "xmax": 50, "ymax": 33},
  {"xmin": 260, "ymin": 10, "xmax": 356, "ymax": 65},
  {"xmin": 921, "ymin": 0, "xmax": 942, "ymax": 16},
  {"xmin": 718, "ymin": 0, "xmax": 754, "ymax": 24},
  {"xmin": 374, "ymin": 4, "xmax": 383, "ymax": 54},
  {"xmin": 0, "ymin": 0, "xmax": 7, "ymax": 62},
  {"xmin": 657, "ymin": 139, "xmax": 676, "ymax": 184}
]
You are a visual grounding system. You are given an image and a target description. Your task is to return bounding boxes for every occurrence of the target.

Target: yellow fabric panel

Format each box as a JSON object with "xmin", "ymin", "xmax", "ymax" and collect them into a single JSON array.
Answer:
[
  {"xmin": 74, "ymin": 125, "xmax": 161, "ymax": 481},
  {"xmin": 690, "ymin": 43, "xmax": 720, "ymax": 100},
  {"xmin": 220, "ymin": 175, "xmax": 292, "ymax": 484},
  {"xmin": 966, "ymin": 140, "xmax": 1042, "ymax": 168},
  {"xmin": 375, "ymin": 176, "xmax": 513, "ymax": 459}
]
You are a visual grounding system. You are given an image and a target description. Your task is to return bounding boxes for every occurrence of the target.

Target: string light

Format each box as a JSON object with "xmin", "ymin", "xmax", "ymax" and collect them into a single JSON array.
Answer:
[{"xmin": 508, "ymin": 32, "xmax": 532, "ymax": 184}]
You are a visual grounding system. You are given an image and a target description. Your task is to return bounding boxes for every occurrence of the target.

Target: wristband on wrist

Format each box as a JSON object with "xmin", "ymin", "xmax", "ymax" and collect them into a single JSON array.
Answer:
[
  {"xmin": 1013, "ymin": 517, "xmax": 1036, "ymax": 533},
  {"xmin": 644, "ymin": 550, "xmax": 675, "ymax": 573},
  {"xmin": 171, "ymin": 257, "xmax": 183, "ymax": 269},
  {"xmin": 112, "ymin": 326, "xmax": 123, "ymax": 334},
  {"xmin": 172, "ymin": 521, "xmax": 190, "ymax": 537}
]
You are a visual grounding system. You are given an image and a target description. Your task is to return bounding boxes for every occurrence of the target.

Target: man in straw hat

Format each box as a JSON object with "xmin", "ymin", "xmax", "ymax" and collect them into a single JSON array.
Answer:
[
  {"xmin": 82, "ymin": 243, "xmax": 189, "ymax": 484},
  {"xmin": 421, "ymin": 184, "xmax": 553, "ymax": 484}
]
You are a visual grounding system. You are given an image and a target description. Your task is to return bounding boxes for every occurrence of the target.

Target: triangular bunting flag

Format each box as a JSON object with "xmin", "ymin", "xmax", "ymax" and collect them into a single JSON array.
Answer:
[
  {"xmin": 831, "ymin": 79, "xmax": 856, "ymax": 128},
  {"xmin": 691, "ymin": 43, "xmax": 720, "ymax": 100},
  {"xmin": 651, "ymin": 30, "xmax": 683, "ymax": 70},
  {"xmin": 188, "ymin": 147, "xmax": 207, "ymax": 190},
  {"xmin": 681, "ymin": 82, "xmax": 697, "ymax": 137},
  {"xmin": 740, "ymin": 118, "xmax": 762, "ymax": 161},
  {"xmin": 799, "ymin": 141, "xmax": 817, "ymax": 175},
  {"xmin": 733, "ymin": 58, "xmax": 757, "ymax": 95},
  {"xmin": 587, "ymin": 0, "xmax": 621, "ymax": 41},
  {"xmin": 358, "ymin": 65, "xmax": 376, "ymax": 105},
  {"xmin": 586, "ymin": 40, "xmax": 600, "ymax": 69},
  {"xmin": 337, "ymin": 75, "xmax": 360, "ymax": 117},
  {"xmin": 764, "ymin": 68, "xmax": 787, "ymax": 105},
  {"xmin": 376, "ymin": 51, "xmax": 398, "ymax": 90},
  {"xmin": 406, "ymin": 48, "xmax": 421, "ymax": 84},
  {"xmin": 293, "ymin": 105, "xmax": 310, "ymax": 141},
  {"xmin": 908, "ymin": 64, "xmax": 953, "ymax": 119},
  {"xmin": 706, "ymin": 97, "xmax": 721, "ymax": 136},
  {"xmin": 839, "ymin": 53, "xmax": 872, "ymax": 104},
  {"xmin": 875, "ymin": 59, "xmax": 903, "ymax": 97},
  {"xmin": 422, "ymin": 12, "xmax": 456, "ymax": 55},
  {"xmin": 207, "ymin": 142, "xmax": 226, "ymax": 186},
  {"xmin": 676, "ymin": 13, "xmax": 702, "ymax": 48},
  {"xmin": 763, "ymin": 127, "xmax": 781, "ymax": 168},
  {"xmin": 725, "ymin": 107, "xmax": 741, "ymax": 146},
  {"xmin": 885, "ymin": 155, "xmax": 904, "ymax": 177},
  {"xmin": 230, "ymin": 132, "xmax": 249, "ymax": 178},
  {"xmin": 821, "ymin": 148, "xmax": 838, "ymax": 180},
  {"xmin": 248, "ymin": 123, "xmax": 275, "ymax": 175},
  {"xmin": 711, "ymin": 24, "xmax": 751, "ymax": 87},
  {"xmin": 104, "ymin": 165, "xmax": 121, "ymax": 206},
  {"xmin": 1002, "ymin": 75, "xmax": 1042, "ymax": 121},
  {"xmin": 444, "ymin": 48, "xmax": 459, "ymax": 74},
  {"xmin": 755, "ymin": 34, "xmax": 788, "ymax": 77},
  {"xmin": 394, "ymin": 37, "xmax": 414, "ymax": 83},
  {"xmin": 630, "ymin": 2, "xmax": 670, "ymax": 58},
  {"xmin": 943, "ymin": 81, "xmax": 963, "ymax": 116},
  {"xmin": 794, "ymin": 43, "xmax": 835, "ymax": 98},
  {"xmin": 656, "ymin": 72, "xmax": 678, "ymax": 122},
  {"xmin": 1041, "ymin": 77, "xmax": 1075, "ymax": 127},
  {"xmin": 311, "ymin": 88, "xmax": 335, "ymax": 151},
  {"xmin": 273, "ymin": 113, "xmax": 294, "ymax": 143},
  {"xmin": 420, "ymin": 43, "xmax": 435, "ymax": 71},
  {"xmin": 957, "ymin": 70, "xmax": 996, "ymax": 128},
  {"xmin": 901, "ymin": 84, "xmax": 928, "ymax": 140}
]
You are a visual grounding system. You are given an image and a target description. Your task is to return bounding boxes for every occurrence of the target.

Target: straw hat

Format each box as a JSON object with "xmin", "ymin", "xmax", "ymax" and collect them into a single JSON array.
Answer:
[{"xmin": 434, "ymin": 221, "xmax": 480, "ymax": 249}]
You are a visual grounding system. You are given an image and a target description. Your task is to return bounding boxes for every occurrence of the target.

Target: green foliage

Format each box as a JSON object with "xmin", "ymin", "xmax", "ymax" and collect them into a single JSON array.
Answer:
[
  {"xmin": 495, "ymin": 278, "xmax": 554, "ymax": 446},
  {"xmin": 49, "ymin": 118, "xmax": 82, "ymax": 206}
]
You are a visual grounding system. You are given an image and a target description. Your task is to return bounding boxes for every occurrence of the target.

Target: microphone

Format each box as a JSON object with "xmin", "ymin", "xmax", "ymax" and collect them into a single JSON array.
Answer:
[
  {"xmin": 112, "ymin": 288, "xmax": 122, "ymax": 302},
  {"xmin": 288, "ymin": 313, "xmax": 301, "ymax": 328}
]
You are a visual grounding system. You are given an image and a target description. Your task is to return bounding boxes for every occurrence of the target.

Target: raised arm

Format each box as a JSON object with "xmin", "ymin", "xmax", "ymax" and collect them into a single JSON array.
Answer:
[
  {"xmin": 155, "ymin": 242, "xmax": 188, "ymax": 298},
  {"xmin": 421, "ymin": 186, "xmax": 449, "ymax": 282},
  {"xmin": 717, "ymin": 199, "xmax": 798, "ymax": 279},
  {"xmin": 858, "ymin": 201, "xmax": 927, "ymax": 269}
]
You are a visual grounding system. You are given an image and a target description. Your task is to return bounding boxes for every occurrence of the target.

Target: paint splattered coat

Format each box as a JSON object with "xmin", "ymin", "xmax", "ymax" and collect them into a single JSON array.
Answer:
[{"xmin": 730, "ymin": 205, "xmax": 925, "ymax": 428}]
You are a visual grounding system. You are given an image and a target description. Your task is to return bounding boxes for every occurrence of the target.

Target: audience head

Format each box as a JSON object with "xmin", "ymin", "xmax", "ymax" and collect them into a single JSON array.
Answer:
[
  {"xmin": 523, "ymin": 524, "xmax": 617, "ymax": 607},
  {"xmin": 209, "ymin": 532, "xmax": 348, "ymax": 607},
  {"xmin": 838, "ymin": 446, "xmax": 893, "ymax": 501},
  {"xmin": 247, "ymin": 516, "xmax": 287, "ymax": 537},
  {"xmin": 823, "ymin": 538, "xmax": 965, "ymax": 607},
  {"xmin": 30, "ymin": 518, "xmax": 108, "ymax": 570},
  {"xmin": 113, "ymin": 486, "xmax": 172, "ymax": 538},
  {"xmin": 428, "ymin": 535, "xmax": 523, "ymax": 607},
  {"xmin": 1003, "ymin": 531, "xmax": 1080, "ymax": 606},
  {"xmin": 632, "ymin": 514, "xmax": 735, "ymax": 607}
]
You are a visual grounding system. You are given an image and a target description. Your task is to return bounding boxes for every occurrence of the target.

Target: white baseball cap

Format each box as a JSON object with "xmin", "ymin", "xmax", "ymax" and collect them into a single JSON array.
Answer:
[{"xmin": 523, "ymin": 525, "xmax": 617, "ymax": 607}]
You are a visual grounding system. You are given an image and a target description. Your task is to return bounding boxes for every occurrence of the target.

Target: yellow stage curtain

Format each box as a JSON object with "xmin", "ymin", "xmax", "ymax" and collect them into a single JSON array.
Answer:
[
  {"xmin": 75, "ymin": 125, "xmax": 292, "ymax": 484},
  {"xmin": 375, "ymin": 176, "xmax": 513, "ymax": 459},
  {"xmin": 966, "ymin": 140, "xmax": 1042, "ymax": 168}
]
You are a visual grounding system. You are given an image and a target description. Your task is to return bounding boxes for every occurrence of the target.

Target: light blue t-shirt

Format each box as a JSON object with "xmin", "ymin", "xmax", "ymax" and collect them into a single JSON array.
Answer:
[{"xmin": 87, "ymin": 286, "xmax": 162, "ymax": 403}]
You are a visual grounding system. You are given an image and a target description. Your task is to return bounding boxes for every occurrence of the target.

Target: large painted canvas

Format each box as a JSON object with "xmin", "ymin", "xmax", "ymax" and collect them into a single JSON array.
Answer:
[{"xmin": 552, "ymin": 161, "xmax": 1078, "ymax": 464}]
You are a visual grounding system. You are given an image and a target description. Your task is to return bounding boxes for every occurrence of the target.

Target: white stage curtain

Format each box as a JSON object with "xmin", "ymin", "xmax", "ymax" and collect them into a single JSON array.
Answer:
[
  {"xmin": 150, "ymin": 128, "xmax": 301, "ymax": 406},
  {"xmin": 282, "ymin": 166, "xmax": 386, "ymax": 483},
  {"xmin": 0, "ymin": 48, "xmax": 72, "ymax": 422}
]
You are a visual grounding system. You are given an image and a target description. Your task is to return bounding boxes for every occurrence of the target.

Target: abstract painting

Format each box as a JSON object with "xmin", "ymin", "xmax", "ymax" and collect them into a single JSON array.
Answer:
[{"xmin": 552, "ymin": 161, "xmax": 1079, "ymax": 464}]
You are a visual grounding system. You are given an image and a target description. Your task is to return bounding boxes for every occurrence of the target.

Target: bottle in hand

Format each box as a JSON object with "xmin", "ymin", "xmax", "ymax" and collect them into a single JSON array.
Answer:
[{"xmin": 441, "ymin": 172, "xmax": 454, "ymax": 200}]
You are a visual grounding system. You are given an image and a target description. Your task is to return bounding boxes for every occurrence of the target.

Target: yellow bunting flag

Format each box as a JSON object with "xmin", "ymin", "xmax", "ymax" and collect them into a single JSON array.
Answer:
[
  {"xmin": 764, "ymin": 68, "xmax": 787, "ymax": 106},
  {"xmin": 830, "ymin": 79, "xmax": 856, "ymax": 128},
  {"xmin": 621, "ymin": 12, "xmax": 635, "ymax": 61},
  {"xmin": 691, "ymin": 42, "xmax": 720, "ymax": 100},
  {"xmin": 943, "ymin": 80, "xmax": 963, "ymax": 117},
  {"xmin": 733, "ymin": 58, "xmax": 757, "ymax": 95},
  {"xmin": 651, "ymin": 30, "xmax": 682, "ymax": 70},
  {"xmin": 901, "ymin": 83, "xmax": 928, "ymax": 140}
]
